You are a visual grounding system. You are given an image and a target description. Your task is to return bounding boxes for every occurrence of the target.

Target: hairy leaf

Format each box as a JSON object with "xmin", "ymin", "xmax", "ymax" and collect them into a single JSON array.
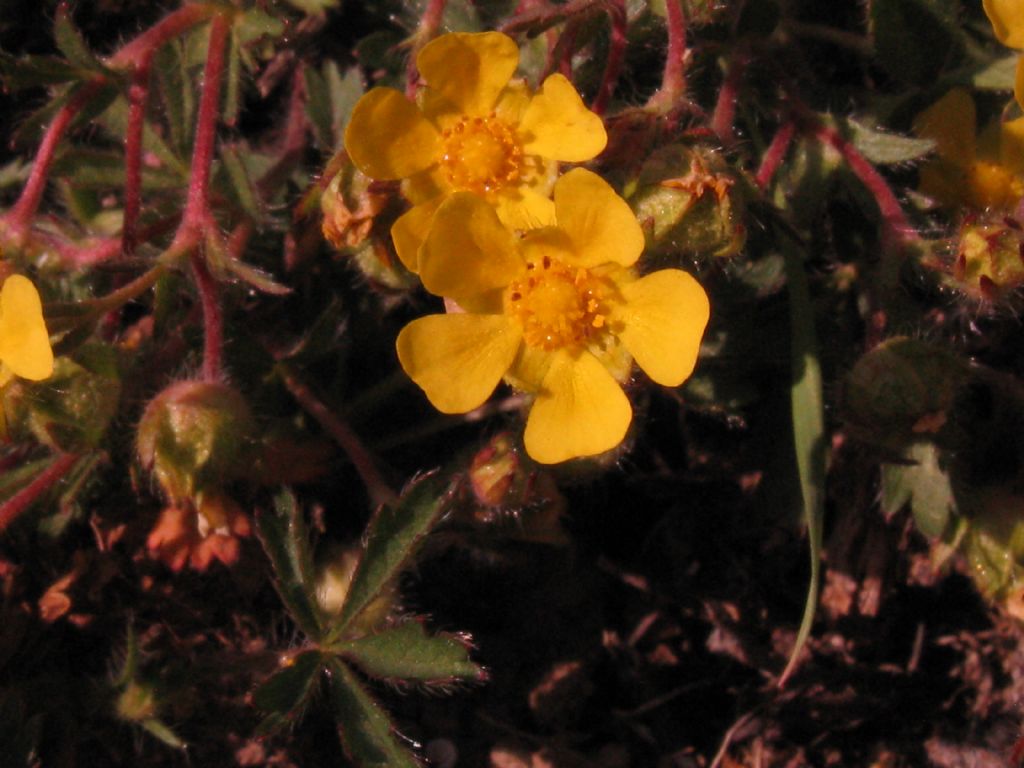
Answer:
[
  {"xmin": 334, "ymin": 620, "xmax": 485, "ymax": 684},
  {"xmin": 252, "ymin": 650, "xmax": 326, "ymax": 733}
]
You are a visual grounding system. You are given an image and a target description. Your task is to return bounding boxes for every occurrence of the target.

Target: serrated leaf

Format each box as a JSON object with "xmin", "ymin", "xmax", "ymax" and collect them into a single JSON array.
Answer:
[
  {"xmin": 326, "ymin": 63, "xmax": 364, "ymax": 149},
  {"xmin": 970, "ymin": 55, "xmax": 1018, "ymax": 91},
  {"xmin": 256, "ymin": 490, "xmax": 324, "ymax": 639},
  {"xmin": 327, "ymin": 658, "xmax": 421, "ymax": 768},
  {"xmin": 882, "ymin": 442, "xmax": 954, "ymax": 538},
  {"xmin": 870, "ymin": 0, "xmax": 963, "ymax": 86},
  {"xmin": 98, "ymin": 96, "xmax": 189, "ymax": 178},
  {"xmin": 304, "ymin": 64, "xmax": 333, "ymax": 152},
  {"xmin": 54, "ymin": 6, "xmax": 108, "ymax": 75},
  {"xmin": 219, "ymin": 143, "xmax": 262, "ymax": 221},
  {"xmin": 252, "ymin": 650, "xmax": 325, "ymax": 727},
  {"xmin": 51, "ymin": 148, "xmax": 184, "ymax": 191},
  {"xmin": 154, "ymin": 42, "xmax": 193, "ymax": 156},
  {"xmin": 140, "ymin": 718, "xmax": 185, "ymax": 749},
  {"xmin": 336, "ymin": 475, "xmax": 458, "ymax": 634},
  {"xmin": 335, "ymin": 620, "xmax": 484, "ymax": 684},
  {"xmin": 843, "ymin": 117, "xmax": 935, "ymax": 165},
  {"xmin": 779, "ymin": 240, "xmax": 825, "ymax": 688},
  {"xmin": 0, "ymin": 53, "xmax": 85, "ymax": 90}
]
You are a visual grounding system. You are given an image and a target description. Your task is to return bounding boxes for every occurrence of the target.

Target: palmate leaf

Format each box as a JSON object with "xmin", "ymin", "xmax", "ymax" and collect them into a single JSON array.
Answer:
[
  {"xmin": 0, "ymin": 53, "xmax": 85, "ymax": 90},
  {"xmin": 333, "ymin": 620, "xmax": 485, "ymax": 685},
  {"xmin": 256, "ymin": 490, "xmax": 325, "ymax": 639},
  {"xmin": 54, "ymin": 5, "xmax": 111, "ymax": 77},
  {"xmin": 327, "ymin": 658, "xmax": 421, "ymax": 768},
  {"xmin": 882, "ymin": 442, "xmax": 954, "ymax": 539},
  {"xmin": 252, "ymin": 650, "xmax": 327, "ymax": 736},
  {"xmin": 334, "ymin": 475, "xmax": 460, "ymax": 636}
]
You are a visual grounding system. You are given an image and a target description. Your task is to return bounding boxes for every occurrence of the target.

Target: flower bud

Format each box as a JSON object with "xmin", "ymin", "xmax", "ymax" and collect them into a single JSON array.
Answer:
[
  {"xmin": 841, "ymin": 337, "xmax": 968, "ymax": 450},
  {"xmin": 7, "ymin": 344, "xmax": 121, "ymax": 451},
  {"xmin": 137, "ymin": 380, "xmax": 255, "ymax": 504},
  {"xmin": 320, "ymin": 157, "xmax": 389, "ymax": 251},
  {"xmin": 629, "ymin": 144, "xmax": 745, "ymax": 262}
]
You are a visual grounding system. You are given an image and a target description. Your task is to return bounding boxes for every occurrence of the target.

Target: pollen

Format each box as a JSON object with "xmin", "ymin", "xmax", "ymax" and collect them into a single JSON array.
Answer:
[
  {"xmin": 440, "ymin": 113, "xmax": 524, "ymax": 195},
  {"xmin": 507, "ymin": 256, "xmax": 610, "ymax": 351}
]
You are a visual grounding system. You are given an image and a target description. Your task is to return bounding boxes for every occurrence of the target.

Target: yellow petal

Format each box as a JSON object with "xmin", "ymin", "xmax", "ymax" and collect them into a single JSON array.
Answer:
[
  {"xmin": 912, "ymin": 89, "xmax": 976, "ymax": 166},
  {"xmin": 396, "ymin": 313, "xmax": 521, "ymax": 413},
  {"xmin": 493, "ymin": 187, "xmax": 557, "ymax": 231},
  {"xmin": 553, "ymin": 168, "xmax": 644, "ymax": 267},
  {"xmin": 344, "ymin": 88, "xmax": 440, "ymax": 180},
  {"xmin": 519, "ymin": 74, "xmax": 607, "ymax": 162},
  {"xmin": 1000, "ymin": 116, "xmax": 1024, "ymax": 175},
  {"xmin": 1016, "ymin": 56, "xmax": 1024, "ymax": 111},
  {"xmin": 524, "ymin": 350, "xmax": 631, "ymax": 464},
  {"xmin": 985, "ymin": 0, "xmax": 1024, "ymax": 48},
  {"xmin": 403, "ymin": 167, "xmax": 448, "ymax": 205},
  {"xmin": 416, "ymin": 32, "xmax": 519, "ymax": 117},
  {"xmin": 391, "ymin": 196, "xmax": 444, "ymax": 273},
  {"xmin": 419, "ymin": 192, "xmax": 524, "ymax": 300},
  {"xmin": 612, "ymin": 269, "xmax": 709, "ymax": 387},
  {"xmin": 519, "ymin": 227, "xmax": 577, "ymax": 265},
  {"xmin": 0, "ymin": 275, "xmax": 53, "ymax": 381},
  {"xmin": 505, "ymin": 342, "xmax": 554, "ymax": 393}
]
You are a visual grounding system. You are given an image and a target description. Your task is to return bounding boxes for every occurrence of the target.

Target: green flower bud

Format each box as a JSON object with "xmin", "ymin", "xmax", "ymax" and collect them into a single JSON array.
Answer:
[
  {"xmin": 137, "ymin": 380, "xmax": 256, "ymax": 504},
  {"xmin": 841, "ymin": 337, "xmax": 969, "ymax": 450},
  {"xmin": 7, "ymin": 344, "xmax": 121, "ymax": 452},
  {"xmin": 628, "ymin": 144, "xmax": 745, "ymax": 262}
]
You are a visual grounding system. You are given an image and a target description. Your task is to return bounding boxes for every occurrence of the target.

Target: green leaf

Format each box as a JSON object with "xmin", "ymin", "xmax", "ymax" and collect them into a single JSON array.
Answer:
[
  {"xmin": 334, "ymin": 620, "xmax": 485, "ymax": 684},
  {"xmin": 283, "ymin": 0, "xmax": 340, "ymax": 14},
  {"xmin": 882, "ymin": 443, "xmax": 954, "ymax": 538},
  {"xmin": 778, "ymin": 240, "xmax": 826, "ymax": 687},
  {"xmin": 970, "ymin": 55, "xmax": 1018, "ymax": 91},
  {"xmin": 843, "ymin": 117, "xmax": 935, "ymax": 165},
  {"xmin": 326, "ymin": 63, "xmax": 364, "ymax": 149},
  {"xmin": 51, "ymin": 148, "xmax": 184, "ymax": 191},
  {"xmin": 54, "ymin": 6, "xmax": 108, "ymax": 75},
  {"xmin": 870, "ymin": 0, "xmax": 963, "ymax": 86},
  {"xmin": 219, "ymin": 143, "xmax": 262, "ymax": 221},
  {"xmin": 153, "ymin": 42, "xmax": 194, "ymax": 156},
  {"xmin": 327, "ymin": 658, "xmax": 420, "ymax": 768},
  {"xmin": 204, "ymin": 228, "xmax": 291, "ymax": 295},
  {"xmin": 336, "ymin": 475, "xmax": 458, "ymax": 634},
  {"xmin": 140, "ymin": 718, "xmax": 186, "ymax": 750},
  {"xmin": 224, "ymin": 28, "xmax": 242, "ymax": 127},
  {"xmin": 0, "ymin": 53, "xmax": 85, "ymax": 90},
  {"xmin": 98, "ymin": 96, "xmax": 189, "ymax": 178},
  {"xmin": 256, "ymin": 490, "xmax": 325, "ymax": 639},
  {"xmin": 304, "ymin": 64, "xmax": 334, "ymax": 152},
  {"xmin": 252, "ymin": 650, "xmax": 326, "ymax": 733}
]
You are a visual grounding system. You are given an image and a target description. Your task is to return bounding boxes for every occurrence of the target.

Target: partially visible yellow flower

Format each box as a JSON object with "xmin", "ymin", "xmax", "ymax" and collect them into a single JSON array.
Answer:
[
  {"xmin": 344, "ymin": 31, "xmax": 607, "ymax": 273},
  {"xmin": 984, "ymin": 0, "xmax": 1024, "ymax": 108},
  {"xmin": 396, "ymin": 169, "xmax": 709, "ymax": 464},
  {"xmin": 0, "ymin": 274, "xmax": 53, "ymax": 386},
  {"xmin": 913, "ymin": 88, "xmax": 1024, "ymax": 211}
]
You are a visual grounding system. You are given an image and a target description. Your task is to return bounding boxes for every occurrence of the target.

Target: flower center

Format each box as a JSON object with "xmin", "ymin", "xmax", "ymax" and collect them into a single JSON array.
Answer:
[
  {"xmin": 441, "ymin": 114, "xmax": 523, "ymax": 195},
  {"xmin": 507, "ymin": 255, "xmax": 609, "ymax": 351}
]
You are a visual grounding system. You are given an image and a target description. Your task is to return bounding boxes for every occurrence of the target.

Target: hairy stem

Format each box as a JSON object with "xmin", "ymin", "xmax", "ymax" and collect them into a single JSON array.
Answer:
[
  {"xmin": 591, "ymin": 0, "xmax": 627, "ymax": 116},
  {"xmin": 0, "ymin": 453, "xmax": 81, "ymax": 534},
  {"xmin": 4, "ymin": 81, "xmax": 102, "ymax": 244},
  {"xmin": 712, "ymin": 55, "xmax": 746, "ymax": 146},
  {"xmin": 648, "ymin": 0, "xmax": 688, "ymax": 111},
  {"xmin": 191, "ymin": 250, "xmax": 223, "ymax": 382},
  {"xmin": 279, "ymin": 367, "xmax": 397, "ymax": 508},
  {"xmin": 756, "ymin": 120, "xmax": 797, "ymax": 191},
  {"xmin": 108, "ymin": 3, "xmax": 223, "ymax": 68}
]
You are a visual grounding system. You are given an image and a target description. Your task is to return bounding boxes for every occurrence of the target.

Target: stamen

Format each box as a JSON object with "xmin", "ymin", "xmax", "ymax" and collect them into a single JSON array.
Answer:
[{"xmin": 440, "ymin": 114, "xmax": 524, "ymax": 195}]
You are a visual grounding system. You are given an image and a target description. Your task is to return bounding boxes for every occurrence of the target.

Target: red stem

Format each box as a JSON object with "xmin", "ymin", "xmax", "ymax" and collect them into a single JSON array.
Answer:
[
  {"xmin": 649, "ymin": 0, "xmax": 687, "ymax": 110},
  {"xmin": 815, "ymin": 122, "xmax": 914, "ymax": 249},
  {"xmin": 756, "ymin": 120, "xmax": 796, "ymax": 191},
  {"xmin": 0, "ymin": 453, "xmax": 80, "ymax": 534},
  {"xmin": 179, "ymin": 13, "xmax": 230, "ymax": 241},
  {"xmin": 122, "ymin": 63, "xmax": 151, "ymax": 258},
  {"xmin": 406, "ymin": 0, "xmax": 448, "ymax": 99},
  {"xmin": 280, "ymin": 368, "xmax": 397, "ymax": 508},
  {"xmin": 108, "ymin": 4, "xmax": 221, "ymax": 68},
  {"xmin": 5, "ymin": 82, "xmax": 102, "ymax": 244},
  {"xmin": 591, "ymin": 0, "xmax": 627, "ymax": 116},
  {"xmin": 712, "ymin": 55, "xmax": 746, "ymax": 146},
  {"xmin": 191, "ymin": 249, "xmax": 222, "ymax": 382}
]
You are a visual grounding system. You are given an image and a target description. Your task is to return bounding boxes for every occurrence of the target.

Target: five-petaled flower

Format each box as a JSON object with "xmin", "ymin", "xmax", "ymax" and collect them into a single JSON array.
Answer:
[
  {"xmin": 344, "ymin": 31, "xmax": 607, "ymax": 273},
  {"xmin": 0, "ymin": 274, "xmax": 53, "ymax": 386},
  {"xmin": 395, "ymin": 169, "xmax": 710, "ymax": 464},
  {"xmin": 913, "ymin": 88, "xmax": 1024, "ymax": 211},
  {"xmin": 984, "ymin": 0, "xmax": 1024, "ymax": 109}
]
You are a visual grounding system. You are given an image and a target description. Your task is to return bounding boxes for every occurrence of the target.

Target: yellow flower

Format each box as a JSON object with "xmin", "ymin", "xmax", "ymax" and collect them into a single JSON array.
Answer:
[
  {"xmin": 395, "ymin": 169, "xmax": 710, "ymax": 464},
  {"xmin": 344, "ymin": 31, "xmax": 607, "ymax": 273},
  {"xmin": 984, "ymin": 0, "xmax": 1024, "ymax": 108},
  {"xmin": 0, "ymin": 274, "xmax": 53, "ymax": 386},
  {"xmin": 913, "ymin": 88, "xmax": 1024, "ymax": 211}
]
